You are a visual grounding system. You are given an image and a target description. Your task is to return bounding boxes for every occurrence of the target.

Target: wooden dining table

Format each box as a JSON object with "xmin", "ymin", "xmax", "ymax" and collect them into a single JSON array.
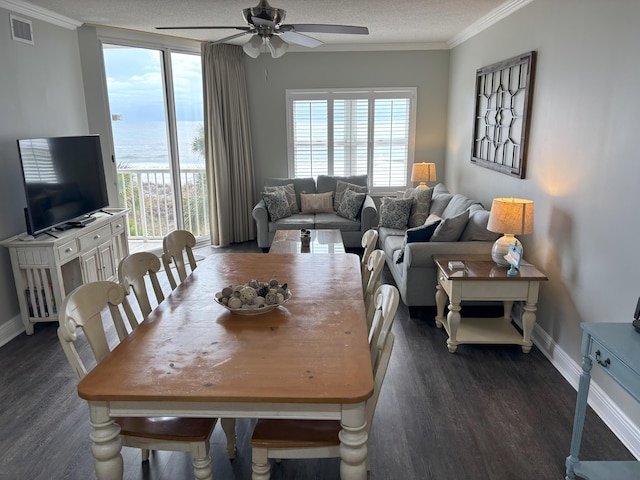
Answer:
[{"xmin": 77, "ymin": 252, "xmax": 373, "ymax": 480}]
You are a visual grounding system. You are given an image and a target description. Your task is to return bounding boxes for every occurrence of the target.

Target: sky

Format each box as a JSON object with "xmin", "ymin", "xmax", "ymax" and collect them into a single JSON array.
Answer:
[{"xmin": 102, "ymin": 44, "xmax": 203, "ymax": 123}]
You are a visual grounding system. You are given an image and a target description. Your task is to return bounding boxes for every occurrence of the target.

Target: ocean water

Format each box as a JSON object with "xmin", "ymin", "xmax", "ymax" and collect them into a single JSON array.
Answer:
[{"xmin": 112, "ymin": 120, "xmax": 206, "ymax": 170}]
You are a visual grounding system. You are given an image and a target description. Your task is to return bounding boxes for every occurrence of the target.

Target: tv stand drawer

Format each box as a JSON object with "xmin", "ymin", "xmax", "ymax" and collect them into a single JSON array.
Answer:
[
  {"xmin": 79, "ymin": 225, "xmax": 111, "ymax": 251},
  {"xmin": 57, "ymin": 240, "xmax": 78, "ymax": 262}
]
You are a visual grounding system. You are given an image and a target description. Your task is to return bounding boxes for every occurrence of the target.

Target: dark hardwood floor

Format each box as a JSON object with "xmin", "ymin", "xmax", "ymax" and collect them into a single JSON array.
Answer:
[{"xmin": 0, "ymin": 240, "xmax": 634, "ymax": 480}]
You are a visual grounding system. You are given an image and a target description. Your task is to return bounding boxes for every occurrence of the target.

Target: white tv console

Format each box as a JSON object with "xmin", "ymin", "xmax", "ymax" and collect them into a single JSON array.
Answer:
[{"xmin": 0, "ymin": 208, "xmax": 129, "ymax": 334}]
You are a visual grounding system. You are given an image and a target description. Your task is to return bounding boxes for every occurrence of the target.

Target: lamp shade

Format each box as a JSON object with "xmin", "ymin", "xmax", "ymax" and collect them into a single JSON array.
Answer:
[
  {"xmin": 267, "ymin": 35, "xmax": 288, "ymax": 58},
  {"xmin": 411, "ymin": 163, "xmax": 436, "ymax": 188},
  {"xmin": 487, "ymin": 198, "xmax": 534, "ymax": 235},
  {"xmin": 243, "ymin": 35, "xmax": 263, "ymax": 58}
]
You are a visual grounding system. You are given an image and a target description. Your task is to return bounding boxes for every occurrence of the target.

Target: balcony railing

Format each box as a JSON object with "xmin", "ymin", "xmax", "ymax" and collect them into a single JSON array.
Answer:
[{"xmin": 117, "ymin": 168, "xmax": 209, "ymax": 241}]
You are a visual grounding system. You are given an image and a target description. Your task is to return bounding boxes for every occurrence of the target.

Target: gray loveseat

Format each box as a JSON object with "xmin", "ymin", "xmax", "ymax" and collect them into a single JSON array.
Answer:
[
  {"xmin": 252, "ymin": 175, "xmax": 378, "ymax": 250},
  {"xmin": 378, "ymin": 183, "xmax": 500, "ymax": 314}
]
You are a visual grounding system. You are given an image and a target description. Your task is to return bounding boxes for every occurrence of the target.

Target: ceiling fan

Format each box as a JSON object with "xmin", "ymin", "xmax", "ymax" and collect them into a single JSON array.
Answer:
[{"xmin": 157, "ymin": 0, "xmax": 369, "ymax": 58}]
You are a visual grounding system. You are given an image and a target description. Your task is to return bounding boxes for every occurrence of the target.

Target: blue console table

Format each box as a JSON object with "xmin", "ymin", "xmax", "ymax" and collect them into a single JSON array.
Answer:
[{"xmin": 565, "ymin": 322, "xmax": 640, "ymax": 479}]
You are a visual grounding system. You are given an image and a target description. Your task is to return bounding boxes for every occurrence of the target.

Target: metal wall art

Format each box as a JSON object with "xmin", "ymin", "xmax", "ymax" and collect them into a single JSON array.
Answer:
[{"xmin": 471, "ymin": 51, "xmax": 536, "ymax": 178}]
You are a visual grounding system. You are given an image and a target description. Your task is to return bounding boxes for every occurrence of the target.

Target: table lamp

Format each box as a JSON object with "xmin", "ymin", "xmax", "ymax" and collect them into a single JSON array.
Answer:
[
  {"xmin": 411, "ymin": 163, "xmax": 436, "ymax": 189},
  {"xmin": 487, "ymin": 197, "xmax": 534, "ymax": 267}
]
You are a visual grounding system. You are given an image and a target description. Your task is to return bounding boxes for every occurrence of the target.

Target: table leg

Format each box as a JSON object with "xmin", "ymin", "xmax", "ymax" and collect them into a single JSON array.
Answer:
[
  {"xmin": 565, "ymin": 355, "xmax": 593, "ymax": 479},
  {"xmin": 88, "ymin": 402, "xmax": 123, "ymax": 480},
  {"xmin": 446, "ymin": 302, "xmax": 461, "ymax": 353},
  {"xmin": 521, "ymin": 301, "xmax": 537, "ymax": 353},
  {"xmin": 339, "ymin": 402, "xmax": 368, "ymax": 480},
  {"xmin": 435, "ymin": 283, "xmax": 447, "ymax": 328}
]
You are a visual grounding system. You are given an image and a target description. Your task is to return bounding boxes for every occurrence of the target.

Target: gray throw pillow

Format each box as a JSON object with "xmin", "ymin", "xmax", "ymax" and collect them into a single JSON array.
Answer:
[
  {"xmin": 334, "ymin": 180, "xmax": 368, "ymax": 210},
  {"xmin": 336, "ymin": 188, "xmax": 366, "ymax": 221},
  {"xmin": 262, "ymin": 189, "xmax": 292, "ymax": 222},
  {"xmin": 430, "ymin": 209, "xmax": 470, "ymax": 242},
  {"xmin": 265, "ymin": 183, "xmax": 299, "ymax": 214},
  {"xmin": 459, "ymin": 209, "xmax": 502, "ymax": 242},
  {"xmin": 403, "ymin": 187, "xmax": 433, "ymax": 228},
  {"xmin": 378, "ymin": 197, "xmax": 413, "ymax": 230}
]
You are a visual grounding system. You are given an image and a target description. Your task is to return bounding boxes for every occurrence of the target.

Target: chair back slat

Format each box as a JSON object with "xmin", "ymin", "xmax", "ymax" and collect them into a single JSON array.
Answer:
[
  {"xmin": 364, "ymin": 250, "xmax": 385, "ymax": 327},
  {"xmin": 360, "ymin": 229, "xmax": 379, "ymax": 285},
  {"xmin": 368, "ymin": 284, "xmax": 399, "ymax": 370},
  {"xmin": 365, "ymin": 332, "xmax": 394, "ymax": 432}
]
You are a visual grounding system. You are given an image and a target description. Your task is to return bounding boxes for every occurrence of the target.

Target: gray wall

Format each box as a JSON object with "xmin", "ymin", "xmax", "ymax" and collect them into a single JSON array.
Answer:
[
  {"xmin": 244, "ymin": 49, "xmax": 450, "ymax": 200},
  {"xmin": 446, "ymin": 0, "xmax": 640, "ymax": 428},
  {"xmin": 0, "ymin": 6, "xmax": 88, "ymax": 336}
]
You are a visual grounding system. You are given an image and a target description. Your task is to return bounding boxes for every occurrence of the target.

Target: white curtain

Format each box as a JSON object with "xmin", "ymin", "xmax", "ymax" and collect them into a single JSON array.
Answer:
[{"xmin": 201, "ymin": 43, "xmax": 256, "ymax": 246}]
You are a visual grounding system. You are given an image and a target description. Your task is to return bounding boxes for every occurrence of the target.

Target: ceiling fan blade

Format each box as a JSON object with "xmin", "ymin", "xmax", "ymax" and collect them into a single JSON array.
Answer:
[
  {"xmin": 284, "ymin": 24, "xmax": 369, "ymax": 35},
  {"xmin": 156, "ymin": 26, "xmax": 251, "ymax": 31},
  {"xmin": 212, "ymin": 31, "xmax": 253, "ymax": 44},
  {"xmin": 279, "ymin": 31, "xmax": 323, "ymax": 48}
]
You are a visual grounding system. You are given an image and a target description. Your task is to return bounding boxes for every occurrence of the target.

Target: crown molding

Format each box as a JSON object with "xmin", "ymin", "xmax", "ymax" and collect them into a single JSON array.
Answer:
[
  {"xmin": 448, "ymin": 0, "xmax": 534, "ymax": 48},
  {"xmin": 0, "ymin": 0, "xmax": 82, "ymax": 29}
]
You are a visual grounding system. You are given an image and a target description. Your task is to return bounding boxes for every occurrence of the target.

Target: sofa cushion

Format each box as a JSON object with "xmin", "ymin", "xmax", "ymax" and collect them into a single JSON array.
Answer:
[
  {"xmin": 378, "ymin": 197, "xmax": 413, "ymax": 230},
  {"xmin": 429, "ymin": 192, "xmax": 454, "ymax": 217},
  {"xmin": 268, "ymin": 215, "xmax": 315, "ymax": 232},
  {"xmin": 314, "ymin": 212, "xmax": 361, "ymax": 232},
  {"xmin": 265, "ymin": 183, "xmax": 299, "ymax": 214},
  {"xmin": 377, "ymin": 226, "xmax": 405, "ymax": 247},
  {"xmin": 442, "ymin": 194, "xmax": 483, "ymax": 219},
  {"xmin": 431, "ymin": 210, "xmax": 469, "ymax": 242},
  {"xmin": 265, "ymin": 177, "xmax": 316, "ymax": 210},
  {"xmin": 316, "ymin": 175, "xmax": 367, "ymax": 195},
  {"xmin": 300, "ymin": 192, "xmax": 334, "ymax": 213},
  {"xmin": 336, "ymin": 188, "xmax": 366, "ymax": 221},
  {"xmin": 262, "ymin": 189, "xmax": 292, "ymax": 221},
  {"xmin": 334, "ymin": 180, "xmax": 368, "ymax": 210},
  {"xmin": 403, "ymin": 187, "xmax": 434, "ymax": 228},
  {"xmin": 459, "ymin": 209, "xmax": 502, "ymax": 242}
]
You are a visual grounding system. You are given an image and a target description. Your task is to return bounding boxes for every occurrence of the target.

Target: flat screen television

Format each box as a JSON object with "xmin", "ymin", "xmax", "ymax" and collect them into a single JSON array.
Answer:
[{"xmin": 17, "ymin": 135, "xmax": 110, "ymax": 236}]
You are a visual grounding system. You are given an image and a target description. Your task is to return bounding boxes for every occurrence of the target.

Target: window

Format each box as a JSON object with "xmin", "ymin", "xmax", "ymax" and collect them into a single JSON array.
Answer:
[{"xmin": 286, "ymin": 88, "xmax": 416, "ymax": 191}]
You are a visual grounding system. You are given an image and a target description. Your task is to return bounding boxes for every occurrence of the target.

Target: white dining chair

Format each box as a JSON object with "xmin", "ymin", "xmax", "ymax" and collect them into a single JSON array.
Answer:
[
  {"xmin": 162, "ymin": 229, "xmax": 198, "ymax": 290},
  {"xmin": 57, "ymin": 280, "xmax": 236, "ymax": 480},
  {"xmin": 363, "ymin": 249, "xmax": 385, "ymax": 327},
  {"xmin": 118, "ymin": 252, "xmax": 166, "ymax": 326},
  {"xmin": 368, "ymin": 284, "xmax": 399, "ymax": 368},
  {"xmin": 250, "ymin": 331, "xmax": 396, "ymax": 480},
  {"xmin": 360, "ymin": 229, "xmax": 379, "ymax": 288}
]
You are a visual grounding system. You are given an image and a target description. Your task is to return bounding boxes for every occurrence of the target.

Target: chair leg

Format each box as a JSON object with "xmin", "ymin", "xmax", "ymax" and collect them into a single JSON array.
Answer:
[
  {"xmin": 252, "ymin": 447, "xmax": 271, "ymax": 480},
  {"xmin": 221, "ymin": 417, "xmax": 237, "ymax": 459},
  {"xmin": 141, "ymin": 448, "xmax": 150, "ymax": 462},
  {"xmin": 192, "ymin": 455, "xmax": 213, "ymax": 480}
]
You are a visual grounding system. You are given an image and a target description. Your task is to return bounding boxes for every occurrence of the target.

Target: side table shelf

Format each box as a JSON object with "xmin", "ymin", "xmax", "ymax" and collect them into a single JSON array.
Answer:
[
  {"xmin": 565, "ymin": 322, "xmax": 640, "ymax": 479},
  {"xmin": 0, "ymin": 209, "xmax": 129, "ymax": 334}
]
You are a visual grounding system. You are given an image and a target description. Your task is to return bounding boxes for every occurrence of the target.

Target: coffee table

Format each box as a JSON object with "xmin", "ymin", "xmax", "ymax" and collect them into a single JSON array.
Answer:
[
  {"xmin": 269, "ymin": 229, "xmax": 345, "ymax": 254},
  {"xmin": 433, "ymin": 254, "xmax": 548, "ymax": 353}
]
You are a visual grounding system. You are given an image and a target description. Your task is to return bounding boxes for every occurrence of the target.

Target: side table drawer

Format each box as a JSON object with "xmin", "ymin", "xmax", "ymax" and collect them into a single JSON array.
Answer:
[
  {"xmin": 588, "ymin": 337, "xmax": 640, "ymax": 399},
  {"xmin": 79, "ymin": 225, "xmax": 112, "ymax": 252},
  {"xmin": 57, "ymin": 240, "xmax": 78, "ymax": 261},
  {"xmin": 111, "ymin": 219, "xmax": 125, "ymax": 235}
]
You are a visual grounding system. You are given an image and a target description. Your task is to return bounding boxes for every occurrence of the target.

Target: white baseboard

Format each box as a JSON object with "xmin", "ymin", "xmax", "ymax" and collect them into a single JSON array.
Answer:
[
  {"xmin": 512, "ymin": 304, "xmax": 640, "ymax": 459},
  {"xmin": 0, "ymin": 314, "xmax": 25, "ymax": 348}
]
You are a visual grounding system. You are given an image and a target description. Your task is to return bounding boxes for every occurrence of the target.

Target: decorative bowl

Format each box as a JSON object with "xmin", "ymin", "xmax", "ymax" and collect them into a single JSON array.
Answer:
[{"xmin": 215, "ymin": 289, "xmax": 292, "ymax": 316}]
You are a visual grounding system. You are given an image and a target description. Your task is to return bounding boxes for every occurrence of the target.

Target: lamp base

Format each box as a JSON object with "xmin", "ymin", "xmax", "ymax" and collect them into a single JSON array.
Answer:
[{"xmin": 491, "ymin": 234, "xmax": 520, "ymax": 267}]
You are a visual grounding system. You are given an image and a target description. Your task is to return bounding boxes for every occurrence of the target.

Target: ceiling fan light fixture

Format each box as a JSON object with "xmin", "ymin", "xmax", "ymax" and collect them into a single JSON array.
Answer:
[
  {"xmin": 243, "ymin": 34, "xmax": 263, "ymax": 58},
  {"xmin": 267, "ymin": 35, "xmax": 288, "ymax": 58}
]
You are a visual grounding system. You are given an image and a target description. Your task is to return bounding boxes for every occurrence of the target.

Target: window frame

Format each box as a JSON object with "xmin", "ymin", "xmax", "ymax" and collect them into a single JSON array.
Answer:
[{"xmin": 286, "ymin": 87, "xmax": 417, "ymax": 194}]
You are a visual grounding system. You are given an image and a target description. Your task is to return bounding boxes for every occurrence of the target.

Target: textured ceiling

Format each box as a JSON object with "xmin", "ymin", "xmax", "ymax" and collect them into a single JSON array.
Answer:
[{"xmin": 12, "ymin": 0, "xmax": 522, "ymax": 49}]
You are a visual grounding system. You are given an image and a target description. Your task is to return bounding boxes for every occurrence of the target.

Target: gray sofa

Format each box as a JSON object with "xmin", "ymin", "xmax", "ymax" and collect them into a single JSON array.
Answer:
[
  {"xmin": 252, "ymin": 175, "xmax": 378, "ymax": 250},
  {"xmin": 378, "ymin": 183, "xmax": 500, "ymax": 314}
]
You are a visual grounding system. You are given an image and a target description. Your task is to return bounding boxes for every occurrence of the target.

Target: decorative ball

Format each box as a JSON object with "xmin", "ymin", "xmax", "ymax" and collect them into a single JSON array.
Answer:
[
  {"xmin": 253, "ymin": 296, "xmax": 265, "ymax": 306},
  {"xmin": 228, "ymin": 297, "xmax": 242, "ymax": 309},
  {"xmin": 265, "ymin": 291, "xmax": 278, "ymax": 305},
  {"xmin": 239, "ymin": 286, "xmax": 257, "ymax": 304}
]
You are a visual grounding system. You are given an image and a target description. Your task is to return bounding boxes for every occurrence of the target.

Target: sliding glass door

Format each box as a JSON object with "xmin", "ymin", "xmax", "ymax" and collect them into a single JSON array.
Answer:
[{"xmin": 102, "ymin": 43, "xmax": 208, "ymax": 250}]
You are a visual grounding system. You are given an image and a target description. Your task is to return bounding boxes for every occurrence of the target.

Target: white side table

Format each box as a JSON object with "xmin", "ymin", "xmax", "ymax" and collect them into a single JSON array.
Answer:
[{"xmin": 433, "ymin": 255, "xmax": 548, "ymax": 353}]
